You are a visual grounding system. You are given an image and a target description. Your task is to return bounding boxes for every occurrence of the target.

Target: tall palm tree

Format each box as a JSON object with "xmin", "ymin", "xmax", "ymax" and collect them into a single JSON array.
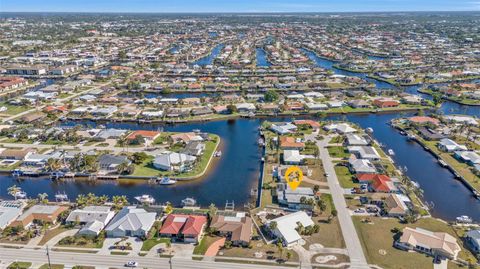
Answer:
[
  {"xmin": 38, "ymin": 193, "xmax": 49, "ymax": 204},
  {"xmin": 8, "ymin": 185, "xmax": 20, "ymax": 200}
]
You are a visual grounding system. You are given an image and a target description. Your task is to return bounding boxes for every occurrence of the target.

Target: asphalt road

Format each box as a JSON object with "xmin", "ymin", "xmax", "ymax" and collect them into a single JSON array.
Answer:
[
  {"xmin": 0, "ymin": 247, "xmax": 294, "ymax": 269},
  {"xmin": 307, "ymin": 133, "xmax": 370, "ymax": 269}
]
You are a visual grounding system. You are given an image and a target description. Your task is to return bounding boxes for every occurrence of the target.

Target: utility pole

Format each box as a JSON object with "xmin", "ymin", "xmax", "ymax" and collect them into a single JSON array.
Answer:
[
  {"xmin": 169, "ymin": 256, "xmax": 172, "ymax": 269},
  {"xmin": 46, "ymin": 245, "xmax": 52, "ymax": 269}
]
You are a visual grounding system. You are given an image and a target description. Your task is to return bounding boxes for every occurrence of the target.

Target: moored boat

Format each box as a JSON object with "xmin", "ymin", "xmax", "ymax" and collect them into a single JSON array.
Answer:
[
  {"xmin": 438, "ymin": 159, "xmax": 447, "ymax": 167},
  {"xmin": 181, "ymin": 197, "xmax": 197, "ymax": 207},
  {"xmin": 388, "ymin": 149, "xmax": 395, "ymax": 156},
  {"xmin": 55, "ymin": 192, "xmax": 69, "ymax": 201},
  {"xmin": 158, "ymin": 177, "xmax": 177, "ymax": 185},
  {"xmin": 456, "ymin": 215, "xmax": 473, "ymax": 224},
  {"xmin": 214, "ymin": 151, "xmax": 222, "ymax": 157},
  {"xmin": 14, "ymin": 190, "xmax": 27, "ymax": 200},
  {"xmin": 135, "ymin": 194, "xmax": 155, "ymax": 204}
]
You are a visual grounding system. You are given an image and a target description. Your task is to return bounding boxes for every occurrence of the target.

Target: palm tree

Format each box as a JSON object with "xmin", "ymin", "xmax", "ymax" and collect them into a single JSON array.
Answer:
[
  {"xmin": 269, "ymin": 221, "xmax": 277, "ymax": 231},
  {"xmin": 116, "ymin": 161, "xmax": 130, "ymax": 175},
  {"xmin": 46, "ymin": 158, "xmax": 62, "ymax": 172},
  {"xmin": 38, "ymin": 193, "xmax": 49, "ymax": 204},
  {"xmin": 8, "ymin": 185, "xmax": 20, "ymax": 200},
  {"xmin": 112, "ymin": 195, "xmax": 128, "ymax": 210}
]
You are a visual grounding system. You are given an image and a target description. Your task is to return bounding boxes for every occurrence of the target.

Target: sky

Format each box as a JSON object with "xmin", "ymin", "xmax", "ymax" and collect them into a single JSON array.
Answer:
[{"xmin": 1, "ymin": 0, "xmax": 480, "ymax": 13}]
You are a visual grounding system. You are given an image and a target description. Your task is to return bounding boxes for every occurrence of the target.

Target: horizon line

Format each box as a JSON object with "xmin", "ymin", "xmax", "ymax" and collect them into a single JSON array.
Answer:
[{"xmin": 1, "ymin": 10, "xmax": 480, "ymax": 14}]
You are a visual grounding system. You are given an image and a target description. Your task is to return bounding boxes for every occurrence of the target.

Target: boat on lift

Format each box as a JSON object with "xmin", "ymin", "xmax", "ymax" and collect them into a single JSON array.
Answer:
[
  {"xmin": 181, "ymin": 197, "xmax": 197, "ymax": 207},
  {"xmin": 214, "ymin": 151, "xmax": 222, "ymax": 157},
  {"xmin": 135, "ymin": 194, "xmax": 155, "ymax": 204},
  {"xmin": 14, "ymin": 190, "xmax": 27, "ymax": 200},
  {"xmin": 456, "ymin": 215, "xmax": 473, "ymax": 224},
  {"xmin": 366, "ymin": 127, "xmax": 374, "ymax": 133},
  {"xmin": 12, "ymin": 169, "xmax": 23, "ymax": 177},
  {"xmin": 388, "ymin": 149, "xmax": 395, "ymax": 156},
  {"xmin": 55, "ymin": 192, "xmax": 69, "ymax": 202},
  {"xmin": 158, "ymin": 177, "xmax": 177, "ymax": 185}
]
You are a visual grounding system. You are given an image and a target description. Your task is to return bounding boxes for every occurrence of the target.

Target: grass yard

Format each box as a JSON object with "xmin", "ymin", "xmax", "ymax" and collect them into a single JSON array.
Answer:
[
  {"xmin": 7, "ymin": 262, "xmax": 32, "ymax": 269},
  {"xmin": 353, "ymin": 216, "xmax": 477, "ymax": 269},
  {"xmin": 334, "ymin": 165, "xmax": 358, "ymax": 189},
  {"xmin": 38, "ymin": 227, "xmax": 69, "ymax": 246},
  {"xmin": 193, "ymin": 235, "xmax": 219, "ymax": 255},
  {"xmin": 327, "ymin": 146, "xmax": 350, "ymax": 159},
  {"xmin": 39, "ymin": 264, "xmax": 64, "ymax": 269},
  {"xmin": 220, "ymin": 239, "xmax": 299, "ymax": 262},
  {"xmin": 111, "ymin": 251, "xmax": 129, "ymax": 255},
  {"xmin": 141, "ymin": 237, "xmax": 170, "ymax": 251},
  {"xmin": 0, "ymin": 102, "xmax": 30, "ymax": 115}
]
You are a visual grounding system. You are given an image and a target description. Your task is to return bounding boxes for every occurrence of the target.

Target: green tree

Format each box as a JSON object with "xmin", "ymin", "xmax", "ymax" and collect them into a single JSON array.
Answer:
[{"xmin": 264, "ymin": 90, "xmax": 279, "ymax": 102}]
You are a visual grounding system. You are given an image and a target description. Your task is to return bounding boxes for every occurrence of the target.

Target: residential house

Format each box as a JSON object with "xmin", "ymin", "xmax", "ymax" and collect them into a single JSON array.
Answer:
[
  {"xmin": 276, "ymin": 185, "xmax": 315, "ymax": 210},
  {"xmin": 210, "ymin": 213, "xmax": 253, "ymax": 247},
  {"xmin": 465, "ymin": 230, "xmax": 480, "ymax": 254},
  {"xmin": 348, "ymin": 146, "xmax": 381, "ymax": 160},
  {"xmin": 324, "ymin": 123, "xmax": 356, "ymax": 134},
  {"xmin": 270, "ymin": 123, "xmax": 297, "ymax": 135},
  {"xmin": 438, "ymin": 138, "xmax": 467, "ymax": 152},
  {"xmin": 267, "ymin": 211, "xmax": 314, "ymax": 247},
  {"xmin": 159, "ymin": 214, "xmax": 207, "ymax": 243},
  {"xmin": 348, "ymin": 156, "xmax": 377, "ymax": 174},
  {"xmin": 181, "ymin": 141, "xmax": 205, "ymax": 156},
  {"xmin": 10, "ymin": 205, "xmax": 68, "ymax": 228},
  {"xmin": 373, "ymin": 98, "xmax": 399, "ymax": 108},
  {"xmin": 345, "ymin": 134, "xmax": 369, "ymax": 146},
  {"xmin": 384, "ymin": 194, "xmax": 410, "ymax": 217},
  {"xmin": 98, "ymin": 154, "xmax": 131, "ymax": 172},
  {"xmin": 455, "ymin": 151, "xmax": 480, "ymax": 166},
  {"xmin": 395, "ymin": 227, "xmax": 461, "ymax": 260},
  {"xmin": 126, "ymin": 130, "xmax": 160, "ymax": 145},
  {"xmin": 66, "ymin": 206, "xmax": 115, "ymax": 237},
  {"xmin": 0, "ymin": 201, "xmax": 25, "ymax": 229},
  {"xmin": 105, "ymin": 206, "xmax": 156, "ymax": 238},
  {"xmin": 153, "ymin": 152, "xmax": 196, "ymax": 172},
  {"xmin": 279, "ymin": 136, "xmax": 305, "ymax": 150}
]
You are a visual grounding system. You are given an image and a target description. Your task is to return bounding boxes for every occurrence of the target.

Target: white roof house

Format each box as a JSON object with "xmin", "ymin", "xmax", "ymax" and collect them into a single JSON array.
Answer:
[
  {"xmin": 345, "ymin": 134, "xmax": 369, "ymax": 146},
  {"xmin": 153, "ymin": 152, "xmax": 196, "ymax": 172},
  {"xmin": 66, "ymin": 206, "xmax": 115, "ymax": 236},
  {"xmin": 348, "ymin": 146, "xmax": 381, "ymax": 160},
  {"xmin": 348, "ymin": 156, "xmax": 377, "ymax": 174},
  {"xmin": 105, "ymin": 206, "xmax": 156, "ymax": 238},
  {"xmin": 283, "ymin": 150, "xmax": 314, "ymax": 165},
  {"xmin": 0, "ymin": 201, "xmax": 25, "ymax": 229},
  {"xmin": 269, "ymin": 122, "xmax": 297, "ymax": 135},
  {"xmin": 324, "ymin": 123, "xmax": 356, "ymax": 134},
  {"xmin": 268, "ymin": 211, "xmax": 314, "ymax": 246},
  {"xmin": 438, "ymin": 138, "xmax": 467, "ymax": 152}
]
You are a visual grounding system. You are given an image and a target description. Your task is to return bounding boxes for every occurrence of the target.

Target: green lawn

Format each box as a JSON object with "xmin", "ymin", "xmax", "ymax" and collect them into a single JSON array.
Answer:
[
  {"xmin": 141, "ymin": 237, "xmax": 170, "ymax": 251},
  {"xmin": 39, "ymin": 264, "xmax": 64, "ymax": 269},
  {"xmin": 7, "ymin": 262, "xmax": 32, "ymax": 269},
  {"xmin": 193, "ymin": 235, "xmax": 218, "ymax": 255},
  {"xmin": 334, "ymin": 165, "xmax": 358, "ymax": 188},
  {"xmin": 0, "ymin": 102, "xmax": 30, "ymax": 115},
  {"xmin": 353, "ymin": 216, "xmax": 477, "ymax": 269},
  {"xmin": 327, "ymin": 146, "xmax": 350, "ymax": 159},
  {"xmin": 111, "ymin": 251, "xmax": 129, "ymax": 255}
]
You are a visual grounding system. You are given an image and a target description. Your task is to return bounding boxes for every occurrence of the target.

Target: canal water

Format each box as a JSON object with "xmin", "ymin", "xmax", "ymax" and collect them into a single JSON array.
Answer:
[
  {"xmin": 192, "ymin": 44, "xmax": 224, "ymax": 66},
  {"xmin": 256, "ymin": 48, "xmax": 272, "ymax": 68}
]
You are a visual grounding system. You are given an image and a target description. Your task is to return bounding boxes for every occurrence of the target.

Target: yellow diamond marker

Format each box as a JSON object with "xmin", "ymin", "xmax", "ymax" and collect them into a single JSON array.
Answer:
[{"xmin": 285, "ymin": 166, "xmax": 303, "ymax": 190}]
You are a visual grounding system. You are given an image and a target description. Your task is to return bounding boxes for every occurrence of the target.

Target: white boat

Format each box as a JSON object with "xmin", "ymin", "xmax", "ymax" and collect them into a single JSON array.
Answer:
[
  {"xmin": 438, "ymin": 159, "xmax": 447, "ymax": 167},
  {"xmin": 181, "ymin": 197, "xmax": 197, "ymax": 207},
  {"xmin": 158, "ymin": 177, "xmax": 177, "ymax": 185},
  {"xmin": 214, "ymin": 151, "xmax": 222, "ymax": 157},
  {"xmin": 456, "ymin": 215, "xmax": 473, "ymax": 224},
  {"xmin": 388, "ymin": 149, "xmax": 395, "ymax": 156},
  {"xmin": 14, "ymin": 191, "xmax": 27, "ymax": 200},
  {"xmin": 135, "ymin": 194, "xmax": 155, "ymax": 204},
  {"xmin": 55, "ymin": 192, "xmax": 69, "ymax": 201},
  {"xmin": 366, "ymin": 127, "xmax": 374, "ymax": 133},
  {"xmin": 192, "ymin": 129, "xmax": 201, "ymax": 133},
  {"xmin": 12, "ymin": 169, "xmax": 22, "ymax": 177}
]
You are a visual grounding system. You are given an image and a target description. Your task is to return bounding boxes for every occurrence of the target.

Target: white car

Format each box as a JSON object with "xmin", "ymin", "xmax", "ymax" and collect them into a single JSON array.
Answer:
[{"xmin": 125, "ymin": 261, "xmax": 138, "ymax": 268}]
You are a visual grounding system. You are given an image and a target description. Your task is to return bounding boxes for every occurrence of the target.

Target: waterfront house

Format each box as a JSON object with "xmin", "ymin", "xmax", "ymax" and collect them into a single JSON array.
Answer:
[
  {"xmin": 437, "ymin": 138, "xmax": 467, "ymax": 152},
  {"xmin": 395, "ymin": 227, "xmax": 460, "ymax": 260},
  {"xmin": 348, "ymin": 156, "xmax": 377, "ymax": 174},
  {"xmin": 293, "ymin": 120, "xmax": 320, "ymax": 130},
  {"xmin": 96, "ymin": 129, "xmax": 128, "ymax": 140},
  {"xmin": 276, "ymin": 184, "xmax": 315, "ymax": 210},
  {"xmin": 270, "ymin": 122, "xmax": 297, "ymax": 135},
  {"xmin": 267, "ymin": 211, "xmax": 314, "ymax": 247},
  {"xmin": 20, "ymin": 112, "xmax": 47, "ymax": 123},
  {"xmin": 408, "ymin": 116, "xmax": 440, "ymax": 126},
  {"xmin": 282, "ymin": 150, "xmax": 312, "ymax": 165},
  {"xmin": 454, "ymin": 151, "xmax": 480, "ymax": 166},
  {"xmin": 212, "ymin": 105, "xmax": 229, "ymax": 114},
  {"xmin": 210, "ymin": 213, "xmax": 253, "ymax": 247},
  {"xmin": 370, "ymin": 176, "xmax": 397, "ymax": 193},
  {"xmin": 384, "ymin": 194, "xmax": 411, "ymax": 217},
  {"xmin": 11, "ymin": 205, "xmax": 68, "ymax": 228},
  {"xmin": 345, "ymin": 134, "xmax": 369, "ymax": 146},
  {"xmin": 0, "ymin": 148, "xmax": 35, "ymax": 160},
  {"xmin": 170, "ymin": 132, "xmax": 203, "ymax": 144},
  {"xmin": 181, "ymin": 141, "xmax": 205, "ymax": 156},
  {"xmin": 0, "ymin": 201, "xmax": 25, "ymax": 229},
  {"xmin": 348, "ymin": 100, "xmax": 370, "ymax": 108},
  {"xmin": 465, "ymin": 230, "xmax": 480, "ymax": 254},
  {"xmin": 417, "ymin": 126, "xmax": 444, "ymax": 141},
  {"xmin": 159, "ymin": 214, "xmax": 207, "ymax": 243},
  {"xmin": 98, "ymin": 154, "xmax": 131, "ymax": 172},
  {"xmin": 304, "ymin": 102, "xmax": 328, "ymax": 110},
  {"xmin": 126, "ymin": 130, "xmax": 160, "ymax": 145},
  {"xmin": 105, "ymin": 206, "xmax": 156, "ymax": 238},
  {"xmin": 372, "ymin": 98, "xmax": 399, "ymax": 108},
  {"xmin": 191, "ymin": 107, "xmax": 213, "ymax": 116},
  {"xmin": 153, "ymin": 152, "xmax": 196, "ymax": 172},
  {"xmin": 23, "ymin": 151, "xmax": 62, "ymax": 167},
  {"xmin": 236, "ymin": 103, "xmax": 256, "ymax": 113},
  {"xmin": 66, "ymin": 206, "xmax": 115, "ymax": 236},
  {"xmin": 348, "ymin": 146, "xmax": 381, "ymax": 160},
  {"xmin": 279, "ymin": 136, "xmax": 305, "ymax": 150},
  {"xmin": 324, "ymin": 123, "xmax": 356, "ymax": 134}
]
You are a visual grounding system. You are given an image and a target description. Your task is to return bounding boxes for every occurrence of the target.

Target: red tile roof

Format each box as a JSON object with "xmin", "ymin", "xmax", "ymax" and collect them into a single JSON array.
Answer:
[
  {"xmin": 159, "ymin": 214, "xmax": 207, "ymax": 237},
  {"xmin": 408, "ymin": 116, "xmax": 440, "ymax": 125},
  {"xmin": 126, "ymin": 130, "xmax": 160, "ymax": 140},
  {"xmin": 357, "ymin": 174, "xmax": 390, "ymax": 183},
  {"xmin": 371, "ymin": 176, "xmax": 393, "ymax": 192},
  {"xmin": 293, "ymin": 120, "xmax": 321, "ymax": 129}
]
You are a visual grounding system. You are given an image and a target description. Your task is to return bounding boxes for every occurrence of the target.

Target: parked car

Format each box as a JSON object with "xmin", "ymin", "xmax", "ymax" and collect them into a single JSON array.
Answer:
[{"xmin": 125, "ymin": 261, "xmax": 138, "ymax": 267}]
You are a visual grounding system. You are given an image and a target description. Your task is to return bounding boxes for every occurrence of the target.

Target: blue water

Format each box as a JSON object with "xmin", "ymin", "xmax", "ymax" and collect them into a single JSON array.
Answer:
[
  {"xmin": 192, "ymin": 44, "xmax": 224, "ymax": 66},
  {"xmin": 256, "ymin": 48, "xmax": 272, "ymax": 68}
]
